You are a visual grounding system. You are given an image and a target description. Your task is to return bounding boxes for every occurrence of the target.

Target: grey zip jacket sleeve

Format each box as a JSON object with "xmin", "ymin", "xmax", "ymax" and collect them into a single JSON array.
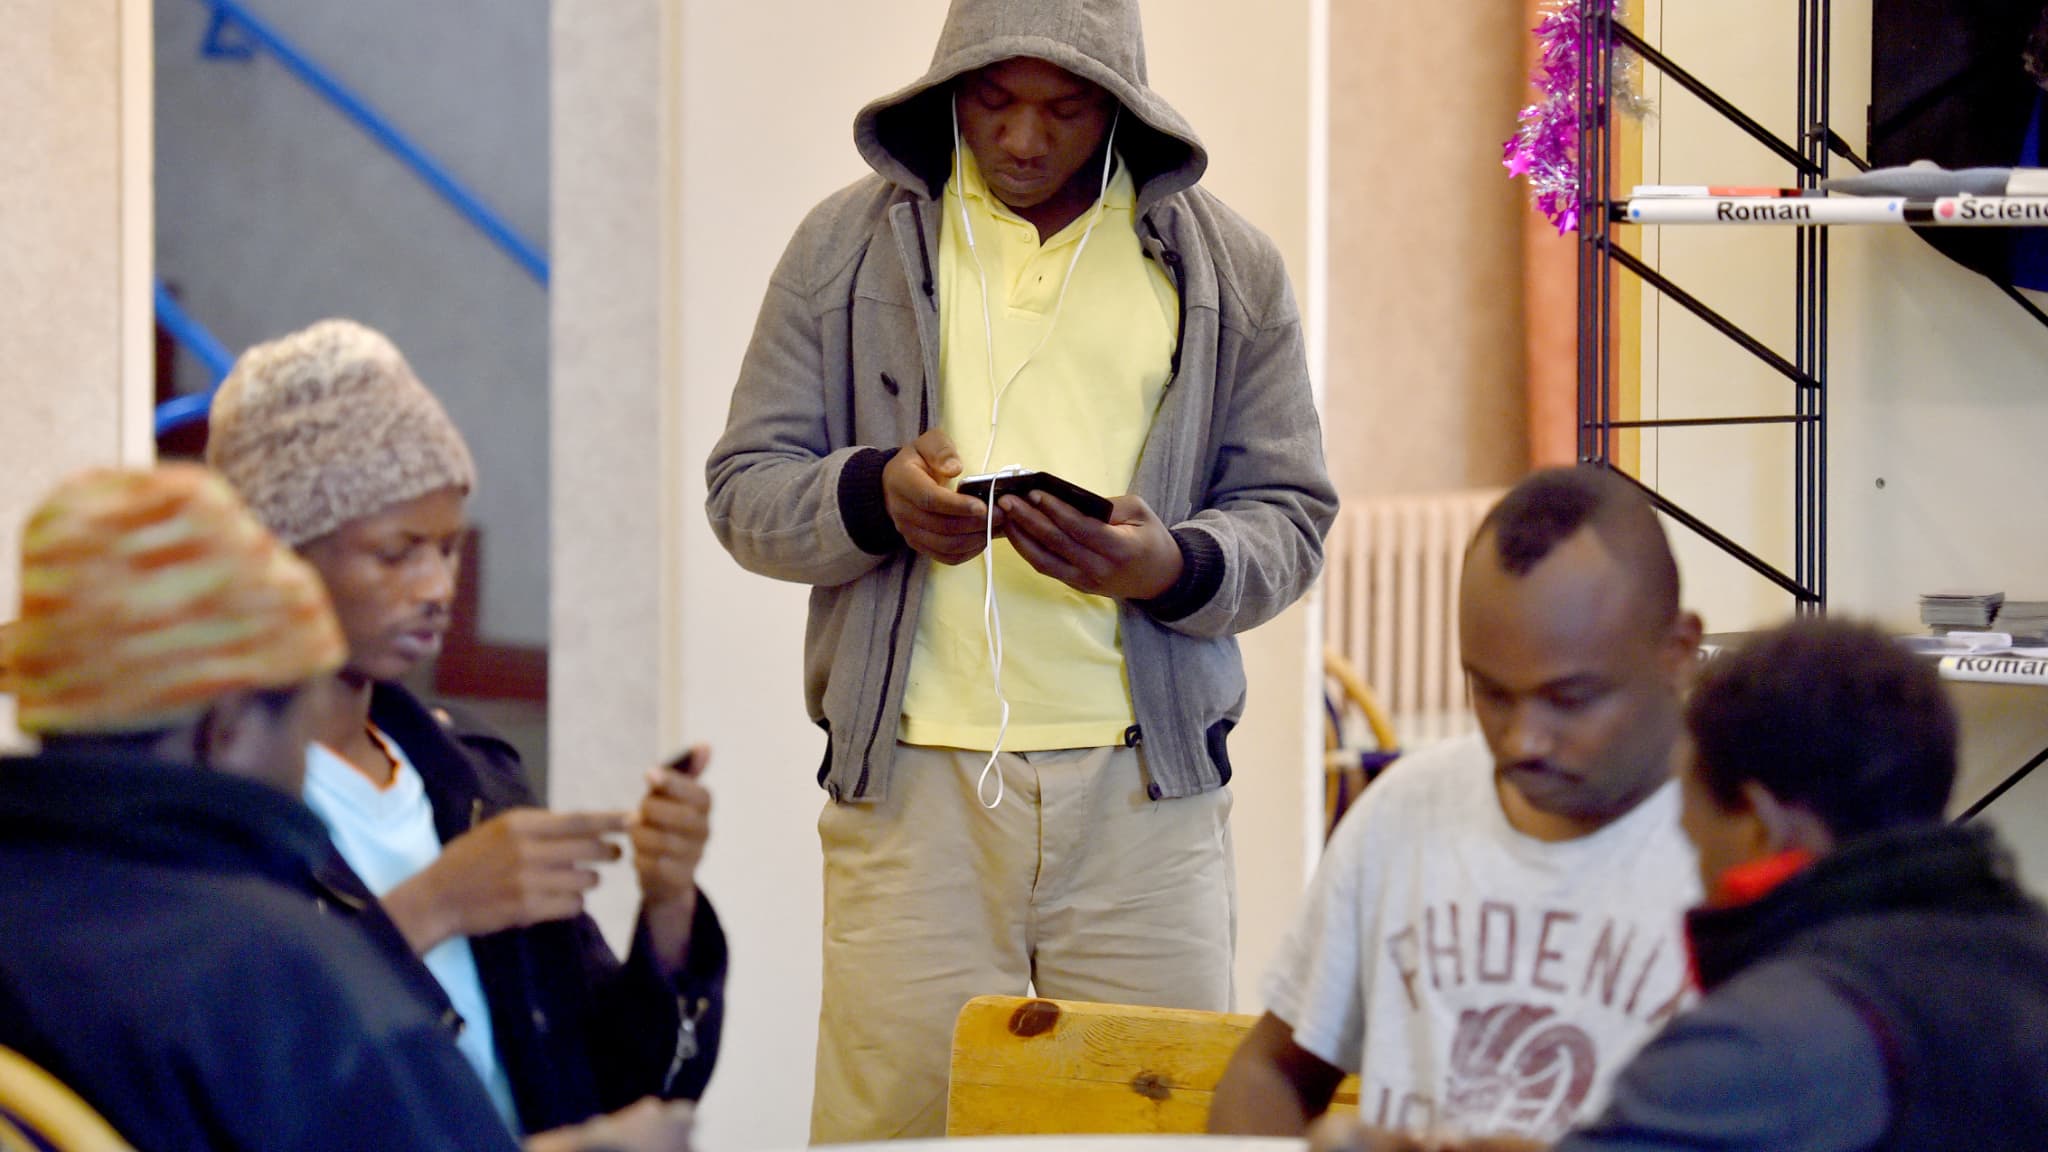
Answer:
[{"xmin": 705, "ymin": 0, "xmax": 1337, "ymax": 802}]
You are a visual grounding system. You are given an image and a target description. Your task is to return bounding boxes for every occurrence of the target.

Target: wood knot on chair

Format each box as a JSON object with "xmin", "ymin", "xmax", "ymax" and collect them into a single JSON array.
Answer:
[
  {"xmin": 1007, "ymin": 999, "xmax": 1062, "ymax": 1037},
  {"xmin": 1129, "ymin": 1072, "xmax": 1172, "ymax": 1102}
]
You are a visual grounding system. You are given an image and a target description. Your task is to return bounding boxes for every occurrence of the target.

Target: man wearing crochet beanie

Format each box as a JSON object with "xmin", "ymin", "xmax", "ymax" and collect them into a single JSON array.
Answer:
[
  {"xmin": 207, "ymin": 319, "xmax": 724, "ymax": 1135},
  {"xmin": 0, "ymin": 464, "xmax": 693, "ymax": 1152}
]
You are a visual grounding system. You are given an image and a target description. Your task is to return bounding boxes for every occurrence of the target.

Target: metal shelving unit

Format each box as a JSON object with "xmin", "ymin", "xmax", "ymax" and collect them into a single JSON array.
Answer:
[
  {"xmin": 1575, "ymin": 1, "xmax": 1853, "ymax": 614},
  {"xmin": 1573, "ymin": 1, "xmax": 2048, "ymax": 821}
]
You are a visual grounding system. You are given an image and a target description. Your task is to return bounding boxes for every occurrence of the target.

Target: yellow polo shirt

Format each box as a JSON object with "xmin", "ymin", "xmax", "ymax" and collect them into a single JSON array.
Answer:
[{"xmin": 898, "ymin": 148, "xmax": 1178, "ymax": 752}]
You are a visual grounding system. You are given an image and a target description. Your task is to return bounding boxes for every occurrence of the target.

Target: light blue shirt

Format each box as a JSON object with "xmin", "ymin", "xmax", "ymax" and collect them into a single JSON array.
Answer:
[{"xmin": 303, "ymin": 734, "xmax": 522, "ymax": 1134}]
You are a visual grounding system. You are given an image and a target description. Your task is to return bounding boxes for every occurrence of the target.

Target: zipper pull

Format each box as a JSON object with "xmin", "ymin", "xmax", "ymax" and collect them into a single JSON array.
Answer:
[{"xmin": 662, "ymin": 996, "xmax": 709, "ymax": 1095}]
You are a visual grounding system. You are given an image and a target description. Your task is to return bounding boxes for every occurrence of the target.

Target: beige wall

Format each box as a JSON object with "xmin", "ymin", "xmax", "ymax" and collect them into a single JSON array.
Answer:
[
  {"xmin": 1322, "ymin": 0, "xmax": 1529, "ymax": 497},
  {"xmin": 0, "ymin": 0, "xmax": 155, "ymax": 738},
  {"xmin": 553, "ymin": 3, "xmax": 1327, "ymax": 1147}
]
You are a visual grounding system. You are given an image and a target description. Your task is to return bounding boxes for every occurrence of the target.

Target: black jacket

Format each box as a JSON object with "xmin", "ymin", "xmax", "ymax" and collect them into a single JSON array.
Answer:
[
  {"xmin": 1563, "ymin": 824, "xmax": 2048, "ymax": 1151},
  {"xmin": 315, "ymin": 682, "xmax": 726, "ymax": 1133},
  {"xmin": 0, "ymin": 750, "xmax": 515, "ymax": 1152}
]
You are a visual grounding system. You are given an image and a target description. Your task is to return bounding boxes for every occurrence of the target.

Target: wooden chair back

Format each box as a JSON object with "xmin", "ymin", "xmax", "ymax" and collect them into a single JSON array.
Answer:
[
  {"xmin": 0, "ymin": 1046, "xmax": 133, "ymax": 1152},
  {"xmin": 947, "ymin": 995, "xmax": 1359, "ymax": 1136}
]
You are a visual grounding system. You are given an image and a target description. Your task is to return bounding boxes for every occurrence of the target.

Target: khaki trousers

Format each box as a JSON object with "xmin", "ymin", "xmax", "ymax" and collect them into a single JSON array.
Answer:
[{"xmin": 810, "ymin": 742, "xmax": 1236, "ymax": 1142}]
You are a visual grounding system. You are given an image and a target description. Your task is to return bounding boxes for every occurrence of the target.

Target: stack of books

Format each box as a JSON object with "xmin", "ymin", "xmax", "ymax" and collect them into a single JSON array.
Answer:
[
  {"xmin": 1921, "ymin": 590, "xmax": 2005, "ymax": 631},
  {"xmin": 1994, "ymin": 600, "xmax": 2048, "ymax": 646}
]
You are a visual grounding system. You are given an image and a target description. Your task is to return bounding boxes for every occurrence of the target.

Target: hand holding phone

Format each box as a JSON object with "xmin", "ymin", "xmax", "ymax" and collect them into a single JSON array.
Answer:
[
  {"xmin": 632, "ymin": 744, "xmax": 712, "ymax": 918},
  {"xmin": 882, "ymin": 430, "xmax": 992, "ymax": 565},
  {"xmin": 999, "ymin": 489, "xmax": 1186, "ymax": 602}
]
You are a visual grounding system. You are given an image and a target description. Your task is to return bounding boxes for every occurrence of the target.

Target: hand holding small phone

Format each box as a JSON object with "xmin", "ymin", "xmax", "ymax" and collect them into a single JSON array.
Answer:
[
  {"xmin": 632, "ymin": 744, "xmax": 712, "ymax": 913},
  {"xmin": 999, "ymin": 489, "xmax": 1184, "ymax": 601},
  {"xmin": 882, "ymin": 430, "xmax": 993, "ymax": 565}
]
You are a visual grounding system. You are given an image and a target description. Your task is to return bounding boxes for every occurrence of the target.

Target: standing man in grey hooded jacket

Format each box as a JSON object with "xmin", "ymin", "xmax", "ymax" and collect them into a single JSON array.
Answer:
[{"xmin": 706, "ymin": 0, "xmax": 1336, "ymax": 1139}]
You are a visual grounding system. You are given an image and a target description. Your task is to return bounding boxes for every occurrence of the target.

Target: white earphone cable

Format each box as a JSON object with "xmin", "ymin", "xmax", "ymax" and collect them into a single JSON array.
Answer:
[{"xmin": 952, "ymin": 101, "xmax": 1120, "ymax": 809}]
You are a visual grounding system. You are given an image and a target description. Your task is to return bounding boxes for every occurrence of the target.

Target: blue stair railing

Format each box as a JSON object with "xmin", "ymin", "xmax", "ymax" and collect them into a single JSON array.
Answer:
[
  {"xmin": 153, "ymin": 283, "xmax": 236, "ymax": 436},
  {"xmin": 156, "ymin": 0, "xmax": 549, "ymax": 436}
]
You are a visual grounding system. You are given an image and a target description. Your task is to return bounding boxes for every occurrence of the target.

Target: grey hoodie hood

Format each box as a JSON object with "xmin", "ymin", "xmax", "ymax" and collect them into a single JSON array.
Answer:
[{"xmin": 852, "ymin": 0, "xmax": 1207, "ymax": 213}]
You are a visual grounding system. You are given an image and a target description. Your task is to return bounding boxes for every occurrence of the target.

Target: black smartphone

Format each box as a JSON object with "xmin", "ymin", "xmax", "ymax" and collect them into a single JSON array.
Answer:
[{"xmin": 956, "ymin": 470, "xmax": 1114, "ymax": 521}]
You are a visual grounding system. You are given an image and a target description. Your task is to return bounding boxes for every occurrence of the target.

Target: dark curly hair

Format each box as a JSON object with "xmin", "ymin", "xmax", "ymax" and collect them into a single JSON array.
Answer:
[
  {"xmin": 1473, "ymin": 465, "xmax": 1679, "ymax": 626},
  {"xmin": 1687, "ymin": 617, "xmax": 1958, "ymax": 837}
]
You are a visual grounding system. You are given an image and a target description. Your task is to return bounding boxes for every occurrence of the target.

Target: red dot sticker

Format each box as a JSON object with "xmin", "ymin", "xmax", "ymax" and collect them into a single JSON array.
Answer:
[{"xmin": 1938, "ymin": 201, "xmax": 1957, "ymax": 219}]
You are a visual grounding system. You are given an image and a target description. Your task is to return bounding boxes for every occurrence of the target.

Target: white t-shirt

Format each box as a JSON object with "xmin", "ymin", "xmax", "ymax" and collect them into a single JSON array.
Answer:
[
  {"xmin": 303, "ymin": 735, "xmax": 522, "ymax": 1134},
  {"xmin": 1263, "ymin": 733, "xmax": 1702, "ymax": 1142}
]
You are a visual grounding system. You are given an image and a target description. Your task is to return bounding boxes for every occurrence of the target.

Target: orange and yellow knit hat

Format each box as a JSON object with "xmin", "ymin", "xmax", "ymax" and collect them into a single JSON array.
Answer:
[
  {"xmin": 0, "ymin": 621, "xmax": 16, "ymax": 697},
  {"xmin": 10, "ymin": 464, "xmax": 347, "ymax": 734}
]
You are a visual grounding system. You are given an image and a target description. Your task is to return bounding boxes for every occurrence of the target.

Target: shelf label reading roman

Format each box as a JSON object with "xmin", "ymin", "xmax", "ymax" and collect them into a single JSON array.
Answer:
[
  {"xmin": 1716, "ymin": 201, "xmax": 1811, "ymax": 222},
  {"xmin": 1939, "ymin": 656, "xmax": 2048, "ymax": 685},
  {"xmin": 1624, "ymin": 198, "xmax": 1905, "ymax": 226}
]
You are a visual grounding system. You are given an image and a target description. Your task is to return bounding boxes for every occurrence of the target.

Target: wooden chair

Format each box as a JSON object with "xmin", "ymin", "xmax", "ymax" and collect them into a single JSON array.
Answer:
[
  {"xmin": 0, "ymin": 1047, "xmax": 132, "ymax": 1152},
  {"xmin": 947, "ymin": 995, "xmax": 1360, "ymax": 1136},
  {"xmin": 1324, "ymin": 648, "xmax": 1401, "ymax": 837}
]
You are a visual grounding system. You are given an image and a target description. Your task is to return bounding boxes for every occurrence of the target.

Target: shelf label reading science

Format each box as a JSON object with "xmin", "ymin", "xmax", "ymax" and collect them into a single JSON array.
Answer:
[
  {"xmin": 1931, "ymin": 197, "xmax": 2048, "ymax": 225},
  {"xmin": 1939, "ymin": 655, "xmax": 2048, "ymax": 685}
]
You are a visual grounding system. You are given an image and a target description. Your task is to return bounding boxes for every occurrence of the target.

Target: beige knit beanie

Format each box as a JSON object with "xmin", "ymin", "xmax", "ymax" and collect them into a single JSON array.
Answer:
[{"xmin": 206, "ymin": 319, "xmax": 477, "ymax": 546}]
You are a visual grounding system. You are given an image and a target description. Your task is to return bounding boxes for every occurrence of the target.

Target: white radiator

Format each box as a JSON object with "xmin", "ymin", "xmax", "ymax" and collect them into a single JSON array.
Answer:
[{"xmin": 1323, "ymin": 489, "xmax": 1504, "ymax": 749}]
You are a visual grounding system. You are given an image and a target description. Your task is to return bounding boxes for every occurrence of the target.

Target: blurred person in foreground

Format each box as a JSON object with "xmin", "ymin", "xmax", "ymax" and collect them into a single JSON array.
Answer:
[
  {"xmin": 1309, "ymin": 616, "xmax": 2048, "ymax": 1152},
  {"xmin": 207, "ymin": 319, "xmax": 725, "ymax": 1135},
  {"xmin": 0, "ymin": 464, "xmax": 692, "ymax": 1152}
]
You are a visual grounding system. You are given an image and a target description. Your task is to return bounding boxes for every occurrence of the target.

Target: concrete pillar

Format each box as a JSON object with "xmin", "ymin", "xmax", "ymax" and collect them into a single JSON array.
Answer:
[
  {"xmin": 0, "ymin": 0, "xmax": 156, "ymax": 739},
  {"xmin": 549, "ymin": 0, "xmax": 679, "ymax": 925}
]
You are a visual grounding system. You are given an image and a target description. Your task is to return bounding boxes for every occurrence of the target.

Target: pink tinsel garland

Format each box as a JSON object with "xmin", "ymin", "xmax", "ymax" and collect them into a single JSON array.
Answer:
[{"xmin": 1503, "ymin": 0, "xmax": 1638, "ymax": 235}]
